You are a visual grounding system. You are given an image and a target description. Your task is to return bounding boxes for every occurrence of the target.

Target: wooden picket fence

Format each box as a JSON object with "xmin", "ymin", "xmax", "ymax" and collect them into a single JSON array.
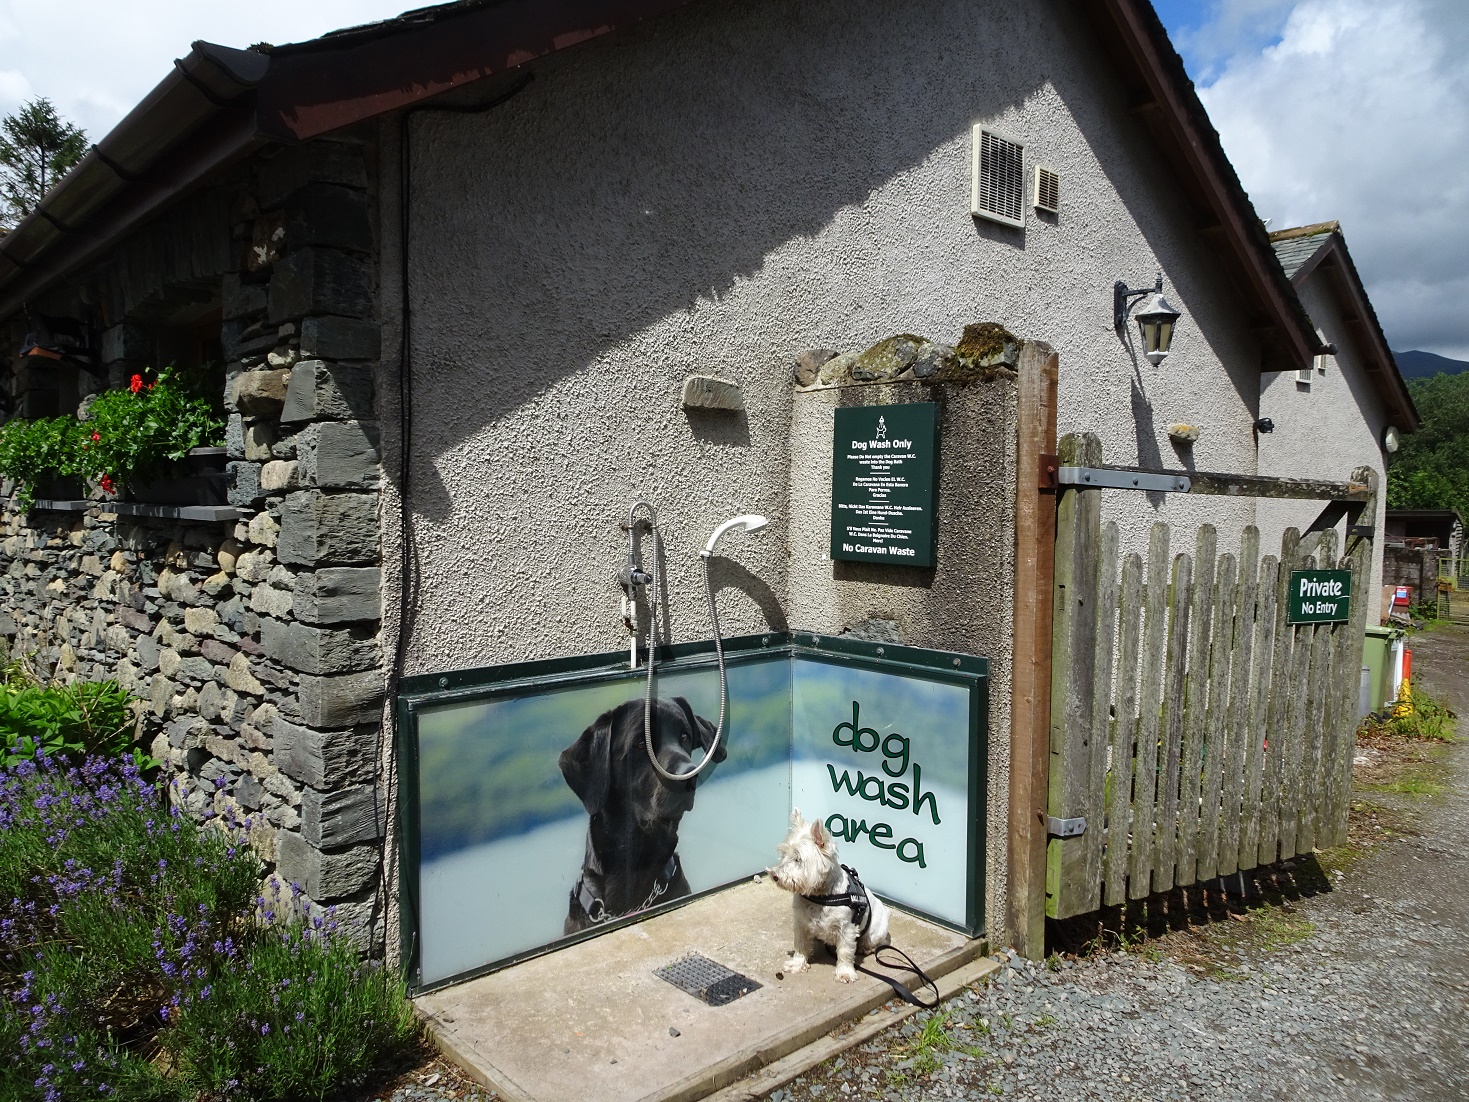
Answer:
[{"xmin": 1046, "ymin": 436, "xmax": 1376, "ymax": 919}]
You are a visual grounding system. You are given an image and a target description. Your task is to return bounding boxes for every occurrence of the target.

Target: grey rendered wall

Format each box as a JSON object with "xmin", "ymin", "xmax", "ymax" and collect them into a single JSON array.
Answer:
[
  {"xmin": 385, "ymin": 0, "xmax": 1284, "ymax": 940},
  {"xmin": 788, "ymin": 377, "xmax": 1017, "ymax": 935},
  {"xmin": 1258, "ymin": 276, "xmax": 1390, "ymax": 623},
  {"xmin": 392, "ymin": 0, "xmax": 1271, "ymax": 671}
]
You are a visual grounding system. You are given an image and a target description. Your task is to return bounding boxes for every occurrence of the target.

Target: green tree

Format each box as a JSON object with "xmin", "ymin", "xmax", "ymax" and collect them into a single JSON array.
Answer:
[
  {"xmin": 0, "ymin": 97, "xmax": 87, "ymax": 230},
  {"xmin": 1387, "ymin": 370, "xmax": 1469, "ymax": 519}
]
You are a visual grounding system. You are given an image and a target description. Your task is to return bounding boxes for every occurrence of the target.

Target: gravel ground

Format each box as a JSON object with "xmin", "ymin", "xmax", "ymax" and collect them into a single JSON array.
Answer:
[
  {"xmin": 773, "ymin": 618, "xmax": 1469, "ymax": 1102},
  {"xmin": 370, "ymin": 620, "xmax": 1468, "ymax": 1102}
]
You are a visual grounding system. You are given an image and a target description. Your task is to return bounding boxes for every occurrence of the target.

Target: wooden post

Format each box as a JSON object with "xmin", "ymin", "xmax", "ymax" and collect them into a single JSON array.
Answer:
[
  {"xmin": 1006, "ymin": 341, "xmax": 1059, "ymax": 958},
  {"xmin": 1045, "ymin": 432, "xmax": 1103, "ymax": 920}
]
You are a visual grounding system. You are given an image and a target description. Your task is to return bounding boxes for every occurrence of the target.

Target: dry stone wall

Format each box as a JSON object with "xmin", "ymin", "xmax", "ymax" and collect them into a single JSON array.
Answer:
[{"xmin": 0, "ymin": 136, "xmax": 387, "ymax": 950}]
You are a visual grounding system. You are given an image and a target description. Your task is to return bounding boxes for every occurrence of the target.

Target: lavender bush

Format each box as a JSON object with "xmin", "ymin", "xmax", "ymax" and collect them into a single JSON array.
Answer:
[{"xmin": 1, "ymin": 754, "xmax": 418, "ymax": 1101}]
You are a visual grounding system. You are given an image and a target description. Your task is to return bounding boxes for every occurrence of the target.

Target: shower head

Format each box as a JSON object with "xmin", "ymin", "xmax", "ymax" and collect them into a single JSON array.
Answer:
[{"xmin": 702, "ymin": 514, "xmax": 769, "ymax": 557}]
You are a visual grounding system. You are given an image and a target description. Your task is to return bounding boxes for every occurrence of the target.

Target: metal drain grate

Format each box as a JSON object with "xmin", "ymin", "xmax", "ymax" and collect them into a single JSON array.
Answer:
[{"xmin": 654, "ymin": 954, "xmax": 762, "ymax": 1007}]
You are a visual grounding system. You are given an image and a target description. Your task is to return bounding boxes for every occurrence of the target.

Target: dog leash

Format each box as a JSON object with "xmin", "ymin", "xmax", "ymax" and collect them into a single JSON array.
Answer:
[
  {"xmin": 856, "ymin": 945, "xmax": 940, "ymax": 1009},
  {"xmin": 802, "ymin": 866, "xmax": 940, "ymax": 1008}
]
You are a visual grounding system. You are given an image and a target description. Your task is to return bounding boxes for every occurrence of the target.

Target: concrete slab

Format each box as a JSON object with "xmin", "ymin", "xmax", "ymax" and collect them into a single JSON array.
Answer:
[{"xmin": 416, "ymin": 879, "xmax": 988, "ymax": 1102}]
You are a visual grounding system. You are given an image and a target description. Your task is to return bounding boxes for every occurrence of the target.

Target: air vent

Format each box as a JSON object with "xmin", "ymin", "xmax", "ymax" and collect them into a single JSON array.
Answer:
[
  {"xmin": 1034, "ymin": 165, "xmax": 1059, "ymax": 214},
  {"xmin": 972, "ymin": 126, "xmax": 1025, "ymax": 228}
]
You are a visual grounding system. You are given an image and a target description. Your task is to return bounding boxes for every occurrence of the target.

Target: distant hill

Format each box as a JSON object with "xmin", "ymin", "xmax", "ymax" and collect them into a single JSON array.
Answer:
[{"xmin": 1394, "ymin": 349, "xmax": 1469, "ymax": 379}]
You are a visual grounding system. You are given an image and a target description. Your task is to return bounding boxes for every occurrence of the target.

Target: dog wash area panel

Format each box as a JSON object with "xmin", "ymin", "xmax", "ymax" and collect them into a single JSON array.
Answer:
[
  {"xmin": 789, "ymin": 644, "xmax": 984, "ymax": 934},
  {"xmin": 397, "ymin": 635, "xmax": 987, "ymax": 993}
]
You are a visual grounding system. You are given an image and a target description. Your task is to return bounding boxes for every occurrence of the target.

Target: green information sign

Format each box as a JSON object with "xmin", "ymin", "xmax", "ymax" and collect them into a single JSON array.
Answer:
[
  {"xmin": 830, "ymin": 403, "xmax": 940, "ymax": 566},
  {"xmin": 1287, "ymin": 569, "xmax": 1352, "ymax": 624}
]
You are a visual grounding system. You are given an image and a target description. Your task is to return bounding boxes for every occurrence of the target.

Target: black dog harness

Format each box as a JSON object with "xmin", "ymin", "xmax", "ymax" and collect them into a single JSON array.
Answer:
[
  {"xmin": 800, "ymin": 863, "xmax": 939, "ymax": 1008},
  {"xmin": 801, "ymin": 864, "xmax": 874, "ymax": 938},
  {"xmin": 576, "ymin": 854, "xmax": 680, "ymax": 924}
]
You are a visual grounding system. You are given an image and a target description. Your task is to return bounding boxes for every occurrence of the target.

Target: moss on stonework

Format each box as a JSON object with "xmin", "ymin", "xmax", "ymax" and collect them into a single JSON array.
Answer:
[
  {"xmin": 795, "ymin": 322, "xmax": 1022, "ymax": 390},
  {"xmin": 955, "ymin": 321, "xmax": 1016, "ymax": 362},
  {"xmin": 949, "ymin": 321, "xmax": 1020, "ymax": 382},
  {"xmin": 849, "ymin": 334, "xmax": 928, "ymax": 382}
]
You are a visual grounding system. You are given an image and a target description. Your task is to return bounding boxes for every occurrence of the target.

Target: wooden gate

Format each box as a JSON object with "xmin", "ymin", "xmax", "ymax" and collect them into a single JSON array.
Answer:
[{"xmin": 1045, "ymin": 434, "xmax": 1377, "ymax": 919}]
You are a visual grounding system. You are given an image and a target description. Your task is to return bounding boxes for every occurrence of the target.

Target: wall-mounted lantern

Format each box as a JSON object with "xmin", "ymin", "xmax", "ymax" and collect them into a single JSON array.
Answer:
[
  {"xmin": 1114, "ymin": 274, "xmax": 1182, "ymax": 366},
  {"xmin": 1381, "ymin": 424, "xmax": 1401, "ymax": 454}
]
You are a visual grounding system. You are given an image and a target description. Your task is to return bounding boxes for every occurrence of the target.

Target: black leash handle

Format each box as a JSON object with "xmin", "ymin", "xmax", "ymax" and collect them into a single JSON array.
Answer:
[{"xmin": 856, "ymin": 944, "xmax": 940, "ymax": 1009}]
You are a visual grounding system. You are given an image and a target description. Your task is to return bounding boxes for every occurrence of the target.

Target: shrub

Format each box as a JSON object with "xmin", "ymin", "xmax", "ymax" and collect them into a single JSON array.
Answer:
[
  {"xmin": 165, "ymin": 911, "xmax": 420, "ymax": 1100},
  {"xmin": 0, "ymin": 672, "xmax": 143, "ymax": 767},
  {"xmin": 0, "ymin": 755, "xmax": 419, "ymax": 1102},
  {"xmin": 75, "ymin": 366, "xmax": 225, "ymax": 494},
  {"xmin": 0, "ymin": 364, "xmax": 223, "ymax": 508}
]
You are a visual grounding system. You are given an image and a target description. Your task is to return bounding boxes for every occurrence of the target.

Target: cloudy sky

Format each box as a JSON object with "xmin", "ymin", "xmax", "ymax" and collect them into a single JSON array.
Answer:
[{"xmin": 2, "ymin": 0, "xmax": 1466, "ymax": 358}]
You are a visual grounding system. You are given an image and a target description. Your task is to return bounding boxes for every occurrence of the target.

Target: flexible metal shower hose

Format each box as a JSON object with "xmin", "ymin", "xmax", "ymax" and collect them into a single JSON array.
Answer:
[{"xmin": 636, "ymin": 509, "xmax": 726, "ymax": 783}]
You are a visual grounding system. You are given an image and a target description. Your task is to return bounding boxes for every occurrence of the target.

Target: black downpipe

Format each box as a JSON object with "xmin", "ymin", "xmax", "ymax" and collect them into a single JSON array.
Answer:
[{"xmin": 375, "ymin": 71, "xmax": 535, "ymax": 961}]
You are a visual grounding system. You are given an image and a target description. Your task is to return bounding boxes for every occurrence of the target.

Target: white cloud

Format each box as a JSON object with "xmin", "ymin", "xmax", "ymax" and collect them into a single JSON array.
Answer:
[
  {"xmin": 0, "ymin": 1, "xmax": 414, "ymax": 139},
  {"xmin": 0, "ymin": 69, "xmax": 32, "ymax": 104},
  {"xmin": 1198, "ymin": 0, "xmax": 1469, "ymax": 358},
  {"xmin": 1170, "ymin": 0, "xmax": 1295, "ymax": 80}
]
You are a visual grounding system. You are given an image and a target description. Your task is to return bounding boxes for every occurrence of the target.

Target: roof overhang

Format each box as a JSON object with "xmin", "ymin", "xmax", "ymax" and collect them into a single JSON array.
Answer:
[
  {"xmin": 0, "ymin": 0, "xmax": 1326, "ymax": 374},
  {"xmin": 1269, "ymin": 223, "xmax": 1420, "ymax": 432},
  {"xmin": 1076, "ymin": 0, "xmax": 1322, "ymax": 374},
  {"xmin": 0, "ymin": 0, "xmax": 696, "ymax": 321}
]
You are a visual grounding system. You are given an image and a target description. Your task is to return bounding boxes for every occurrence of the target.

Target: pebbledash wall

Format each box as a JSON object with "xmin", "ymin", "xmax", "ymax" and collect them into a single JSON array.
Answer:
[
  {"xmin": 1258, "ymin": 273, "xmax": 1392, "ymax": 625},
  {"xmin": 0, "ymin": 136, "xmax": 390, "ymax": 950},
  {"xmin": 385, "ymin": 0, "xmax": 1296, "ymax": 941},
  {"xmin": 2, "ymin": 0, "xmax": 1346, "ymax": 957}
]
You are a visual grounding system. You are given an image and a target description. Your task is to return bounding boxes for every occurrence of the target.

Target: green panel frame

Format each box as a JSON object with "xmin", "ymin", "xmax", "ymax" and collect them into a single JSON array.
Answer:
[{"xmin": 396, "ymin": 632, "xmax": 987, "ymax": 994}]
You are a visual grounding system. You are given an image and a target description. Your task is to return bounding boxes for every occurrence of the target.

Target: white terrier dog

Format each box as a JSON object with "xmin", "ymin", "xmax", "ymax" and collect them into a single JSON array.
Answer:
[{"xmin": 767, "ymin": 808, "xmax": 891, "ymax": 982}]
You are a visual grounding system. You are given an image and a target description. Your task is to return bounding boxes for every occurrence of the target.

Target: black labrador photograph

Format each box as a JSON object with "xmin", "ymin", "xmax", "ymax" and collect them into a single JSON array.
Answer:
[{"xmin": 558, "ymin": 695, "xmax": 724, "ymax": 934}]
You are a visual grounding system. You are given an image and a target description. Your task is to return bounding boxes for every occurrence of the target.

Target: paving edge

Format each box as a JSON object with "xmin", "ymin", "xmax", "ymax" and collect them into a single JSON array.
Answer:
[
  {"xmin": 417, "ymin": 1007, "xmax": 538, "ymax": 1102},
  {"xmin": 418, "ymin": 939, "xmax": 998, "ymax": 1102},
  {"xmin": 698, "ymin": 952, "xmax": 1003, "ymax": 1102}
]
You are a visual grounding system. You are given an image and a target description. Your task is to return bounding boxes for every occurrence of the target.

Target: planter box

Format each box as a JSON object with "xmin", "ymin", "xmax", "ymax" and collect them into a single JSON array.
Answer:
[
  {"xmin": 126, "ymin": 447, "xmax": 228, "ymax": 507},
  {"xmin": 36, "ymin": 477, "xmax": 85, "ymax": 500}
]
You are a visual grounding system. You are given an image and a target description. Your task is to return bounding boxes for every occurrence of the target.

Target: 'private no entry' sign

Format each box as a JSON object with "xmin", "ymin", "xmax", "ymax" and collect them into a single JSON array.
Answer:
[{"xmin": 1287, "ymin": 569, "xmax": 1352, "ymax": 625}]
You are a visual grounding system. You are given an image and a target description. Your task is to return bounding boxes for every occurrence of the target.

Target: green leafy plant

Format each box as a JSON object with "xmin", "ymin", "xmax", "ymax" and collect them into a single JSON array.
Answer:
[
  {"xmin": 76, "ymin": 365, "xmax": 225, "ymax": 493},
  {"xmin": 0, "ymin": 364, "xmax": 223, "ymax": 509},
  {"xmin": 0, "ymin": 669, "xmax": 148, "ymax": 768},
  {"xmin": 1380, "ymin": 693, "xmax": 1451, "ymax": 746},
  {"xmin": 0, "ymin": 413, "xmax": 83, "ymax": 509},
  {"xmin": 1, "ymin": 755, "xmax": 421, "ymax": 1102}
]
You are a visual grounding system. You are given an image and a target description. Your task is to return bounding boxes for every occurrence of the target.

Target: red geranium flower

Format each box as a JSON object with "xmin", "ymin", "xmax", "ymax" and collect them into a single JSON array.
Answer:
[
  {"xmin": 91, "ymin": 430, "xmax": 101, "ymax": 442},
  {"xmin": 100, "ymin": 474, "xmax": 115, "ymax": 495},
  {"xmin": 130, "ymin": 374, "xmax": 143, "ymax": 393}
]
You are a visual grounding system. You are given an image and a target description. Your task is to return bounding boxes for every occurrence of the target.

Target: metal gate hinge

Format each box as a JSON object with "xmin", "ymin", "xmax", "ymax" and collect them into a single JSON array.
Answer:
[
  {"xmin": 1047, "ymin": 815, "xmax": 1086, "ymax": 838},
  {"xmin": 1057, "ymin": 467, "xmax": 1191, "ymax": 493}
]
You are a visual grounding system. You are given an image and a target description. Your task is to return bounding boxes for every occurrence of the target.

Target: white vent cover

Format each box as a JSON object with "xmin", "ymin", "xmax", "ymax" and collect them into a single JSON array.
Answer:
[
  {"xmin": 972, "ymin": 126, "xmax": 1025, "ymax": 228},
  {"xmin": 1034, "ymin": 165, "xmax": 1059, "ymax": 214}
]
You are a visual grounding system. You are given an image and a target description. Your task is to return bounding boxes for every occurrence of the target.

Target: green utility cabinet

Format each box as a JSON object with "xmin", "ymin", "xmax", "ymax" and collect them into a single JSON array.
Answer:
[{"xmin": 1362, "ymin": 625, "xmax": 1403, "ymax": 717}]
